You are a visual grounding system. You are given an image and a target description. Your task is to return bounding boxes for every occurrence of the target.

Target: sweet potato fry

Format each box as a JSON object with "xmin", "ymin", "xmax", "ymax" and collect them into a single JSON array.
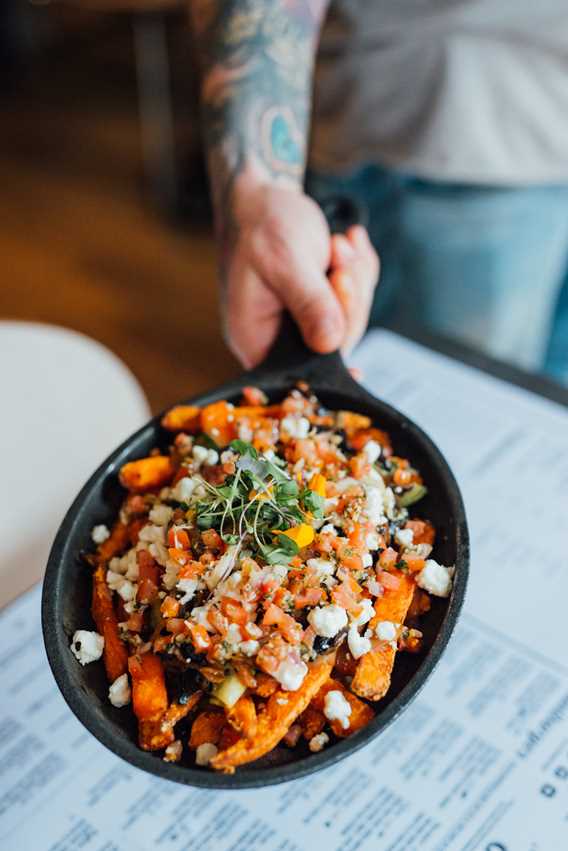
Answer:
[
  {"xmin": 300, "ymin": 706, "xmax": 326, "ymax": 740},
  {"xmin": 337, "ymin": 411, "xmax": 371, "ymax": 435},
  {"xmin": 96, "ymin": 521, "xmax": 130, "ymax": 565},
  {"xmin": 200, "ymin": 401, "xmax": 235, "ymax": 447},
  {"xmin": 91, "ymin": 565, "xmax": 128, "ymax": 682},
  {"xmin": 189, "ymin": 709, "xmax": 226, "ymax": 749},
  {"xmin": 161, "ymin": 405, "xmax": 201, "ymax": 433},
  {"xmin": 227, "ymin": 694, "xmax": 257, "ymax": 739},
  {"xmin": 119, "ymin": 456, "xmax": 175, "ymax": 493},
  {"xmin": 311, "ymin": 678, "xmax": 374, "ymax": 737},
  {"xmin": 351, "ymin": 574, "xmax": 415, "ymax": 701},
  {"xmin": 253, "ymin": 672, "xmax": 279, "ymax": 698},
  {"xmin": 138, "ymin": 692, "xmax": 202, "ymax": 751},
  {"xmin": 128, "ymin": 653, "xmax": 168, "ymax": 722},
  {"xmin": 210, "ymin": 652, "xmax": 336, "ymax": 773}
]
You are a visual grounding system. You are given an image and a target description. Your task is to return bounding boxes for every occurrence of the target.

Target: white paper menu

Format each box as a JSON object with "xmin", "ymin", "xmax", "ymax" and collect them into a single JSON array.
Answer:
[{"xmin": 2, "ymin": 329, "xmax": 568, "ymax": 851}]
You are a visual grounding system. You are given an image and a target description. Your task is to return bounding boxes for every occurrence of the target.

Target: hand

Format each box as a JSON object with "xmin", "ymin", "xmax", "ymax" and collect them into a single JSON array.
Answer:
[{"xmin": 222, "ymin": 183, "xmax": 380, "ymax": 368}]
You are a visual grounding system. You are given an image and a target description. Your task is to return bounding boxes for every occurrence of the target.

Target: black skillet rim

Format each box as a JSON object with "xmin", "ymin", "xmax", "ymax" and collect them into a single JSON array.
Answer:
[{"xmin": 42, "ymin": 337, "xmax": 469, "ymax": 789}]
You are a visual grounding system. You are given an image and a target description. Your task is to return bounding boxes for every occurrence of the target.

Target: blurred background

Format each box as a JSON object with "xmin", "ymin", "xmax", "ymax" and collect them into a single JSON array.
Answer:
[{"xmin": 1, "ymin": 0, "xmax": 233, "ymax": 413}]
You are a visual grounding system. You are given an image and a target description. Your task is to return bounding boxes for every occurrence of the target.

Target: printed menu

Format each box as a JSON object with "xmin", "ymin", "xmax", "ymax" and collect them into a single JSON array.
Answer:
[{"xmin": 2, "ymin": 329, "xmax": 567, "ymax": 851}]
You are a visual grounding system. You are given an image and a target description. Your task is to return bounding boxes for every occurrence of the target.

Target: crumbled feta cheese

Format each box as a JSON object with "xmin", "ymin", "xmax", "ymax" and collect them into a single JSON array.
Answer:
[
  {"xmin": 170, "ymin": 476, "xmax": 196, "ymax": 503},
  {"xmin": 192, "ymin": 445, "xmax": 219, "ymax": 467},
  {"xmin": 347, "ymin": 625, "xmax": 372, "ymax": 659},
  {"xmin": 108, "ymin": 673, "xmax": 131, "ymax": 708},
  {"xmin": 192, "ymin": 605, "xmax": 214, "ymax": 632},
  {"xmin": 281, "ymin": 416, "xmax": 310, "ymax": 439},
  {"xmin": 309, "ymin": 732, "xmax": 330, "ymax": 753},
  {"xmin": 106, "ymin": 569, "xmax": 125, "ymax": 591},
  {"xmin": 91, "ymin": 524, "xmax": 110, "ymax": 545},
  {"xmin": 195, "ymin": 742, "xmax": 218, "ymax": 766},
  {"xmin": 366, "ymin": 578, "xmax": 384, "ymax": 597},
  {"xmin": 366, "ymin": 532, "xmax": 381, "ymax": 550},
  {"xmin": 320, "ymin": 524, "xmax": 337, "ymax": 536},
  {"xmin": 350, "ymin": 597, "xmax": 374, "ymax": 627},
  {"xmin": 376, "ymin": 620, "xmax": 397, "ymax": 641},
  {"xmin": 306, "ymin": 558, "xmax": 335, "ymax": 580},
  {"xmin": 324, "ymin": 690, "xmax": 352, "ymax": 730},
  {"xmin": 149, "ymin": 504, "xmax": 173, "ymax": 526},
  {"xmin": 416, "ymin": 559, "xmax": 453, "ymax": 597},
  {"xmin": 383, "ymin": 487, "xmax": 396, "ymax": 519},
  {"xmin": 364, "ymin": 485, "xmax": 387, "ymax": 526},
  {"xmin": 117, "ymin": 580, "xmax": 136, "ymax": 602},
  {"xmin": 238, "ymin": 422, "xmax": 253, "ymax": 442},
  {"xmin": 362, "ymin": 553, "xmax": 373, "ymax": 568},
  {"xmin": 192, "ymin": 445, "xmax": 209, "ymax": 465},
  {"xmin": 164, "ymin": 740, "xmax": 183, "ymax": 763},
  {"xmin": 243, "ymin": 621, "xmax": 263, "ymax": 639},
  {"xmin": 71, "ymin": 630, "xmax": 104, "ymax": 665},
  {"xmin": 177, "ymin": 577, "xmax": 197, "ymax": 604},
  {"xmin": 395, "ymin": 528, "xmax": 414, "ymax": 549},
  {"xmin": 220, "ymin": 449, "xmax": 235, "ymax": 464},
  {"xmin": 240, "ymin": 640, "xmax": 260, "ymax": 657},
  {"xmin": 307, "ymin": 604, "xmax": 348, "ymax": 638},
  {"xmin": 363, "ymin": 440, "xmax": 381, "ymax": 464},
  {"xmin": 205, "ymin": 545, "xmax": 240, "ymax": 590},
  {"xmin": 206, "ymin": 449, "xmax": 219, "ymax": 466},
  {"xmin": 274, "ymin": 657, "xmax": 308, "ymax": 691},
  {"xmin": 225, "ymin": 623, "xmax": 243, "ymax": 646},
  {"xmin": 138, "ymin": 524, "xmax": 166, "ymax": 545}
]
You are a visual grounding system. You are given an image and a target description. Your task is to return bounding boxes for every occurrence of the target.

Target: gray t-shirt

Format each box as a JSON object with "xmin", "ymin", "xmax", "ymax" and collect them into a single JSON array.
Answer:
[{"xmin": 310, "ymin": 0, "xmax": 568, "ymax": 184}]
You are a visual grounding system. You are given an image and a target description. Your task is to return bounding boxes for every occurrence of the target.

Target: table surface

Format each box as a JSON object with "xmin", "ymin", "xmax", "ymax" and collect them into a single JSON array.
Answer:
[{"xmin": 0, "ymin": 322, "xmax": 150, "ymax": 608}]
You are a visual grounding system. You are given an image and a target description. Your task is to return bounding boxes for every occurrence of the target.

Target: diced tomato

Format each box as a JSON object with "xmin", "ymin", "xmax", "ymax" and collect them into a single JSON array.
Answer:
[
  {"xmin": 349, "ymin": 455, "xmax": 371, "ymax": 479},
  {"xmin": 168, "ymin": 528, "xmax": 191, "ymax": 550},
  {"xmin": 166, "ymin": 618, "xmax": 187, "ymax": 635},
  {"xmin": 172, "ymin": 465, "xmax": 191, "ymax": 485},
  {"xmin": 377, "ymin": 569, "xmax": 401, "ymax": 590},
  {"xmin": 167, "ymin": 547, "xmax": 189, "ymax": 566},
  {"xmin": 262, "ymin": 603, "xmax": 303, "ymax": 644},
  {"xmin": 201, "ymin": 529, "xmax": 223, "ymax": 550},
  {"xmin": 187, "ymin": 622, "xmax": 212, "ymax": 652},
  {"xmin": 379, "ymin": 547, "xmax": 398, "ymax": 569},
  {"xmin": 294, "ymin": 587, "xmax": 323, "ymax": 609},
  {"xmin": 177, "ymin": 560, "xmax": 205, "ymax": 579},
  {"xmin": 220, "ymin": 597, "xmax": 248, "ymax": 626},
  {"xmin": 207, "ymin": 607, "xmax": 229, "ymax": 635},
  {"xmin": 347, "ymin": 523, "xmax": 367, "ymax": 549},
  {"xmin": 405, "ymin": 554, "xmax": 426, "ymax": 573},
  {"xmin": 338, "ymin": 547, "xmax": 363, "ymax": 572},
  {"xmin": 126, "ymin": 611, "xmax": 144, "ymax": 632},
  {"xmin": 349, "ymin": 427, "xmax": 392, "ymax": 454},
  {"xmin": 256, "ymin": 634, "xmax": 290, "ymax": 676},
  {"xmin": 405, "ymin": 520, "xmax": 436, "ymax": 546},
  {"xmin": 160, "ymin": 596, "xmax": 180, "ymax": 619},
  {"xmin": 393, "ymin": 467, "xmax": 421, "ymax": 487},
  {"xmin": 241, "ymin": 386, "xmax": 268, "ymax": 406}
]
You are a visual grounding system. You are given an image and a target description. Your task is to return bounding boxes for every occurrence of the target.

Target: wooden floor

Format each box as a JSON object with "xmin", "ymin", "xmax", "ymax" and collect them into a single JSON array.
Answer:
[{"xmin": 0, "ymin": 22, "xmax": 238, "ymax": 413}]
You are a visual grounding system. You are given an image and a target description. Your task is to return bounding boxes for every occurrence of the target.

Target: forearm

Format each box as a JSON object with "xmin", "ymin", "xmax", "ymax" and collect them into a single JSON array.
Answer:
[{"xmin": 190, "ymin": 0, "xmax": 328, "ymax": 249}]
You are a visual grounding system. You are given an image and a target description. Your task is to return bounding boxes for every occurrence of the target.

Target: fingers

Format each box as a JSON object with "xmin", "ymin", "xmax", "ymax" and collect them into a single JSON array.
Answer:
[
  {"xmin": 224, "ymin": 251, "xmax": 282, "ymax": 368},
  {"xmin": 329, "ymin": 226, "xmax": 380, "ymax": 355},
  {"xmin": 249, "ymin": 226, "xmax": 346, "ymax": 356}
]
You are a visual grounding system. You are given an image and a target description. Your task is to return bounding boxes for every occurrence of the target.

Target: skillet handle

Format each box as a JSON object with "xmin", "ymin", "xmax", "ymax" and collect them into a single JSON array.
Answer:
[{"xmin": 245, "ymin": 312, "xmax": 358, "ymax": 394}]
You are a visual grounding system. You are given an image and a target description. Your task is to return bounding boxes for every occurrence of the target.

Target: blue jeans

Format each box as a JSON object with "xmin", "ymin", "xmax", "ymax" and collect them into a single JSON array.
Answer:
[{"xmin": 307, "ymin": 165, "xmax": 568, "ymax": 384}]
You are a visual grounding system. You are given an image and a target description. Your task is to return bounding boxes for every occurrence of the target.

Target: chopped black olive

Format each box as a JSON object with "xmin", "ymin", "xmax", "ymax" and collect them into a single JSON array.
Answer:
[{"xmin": 313, "ymin": 626, "xmax": 347, "ymax": 655}]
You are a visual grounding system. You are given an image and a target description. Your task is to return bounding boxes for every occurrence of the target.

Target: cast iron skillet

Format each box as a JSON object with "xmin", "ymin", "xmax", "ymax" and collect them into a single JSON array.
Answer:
[{"xmin": 42, "ymin": 316, "xmax": 469, "ymax": 789}]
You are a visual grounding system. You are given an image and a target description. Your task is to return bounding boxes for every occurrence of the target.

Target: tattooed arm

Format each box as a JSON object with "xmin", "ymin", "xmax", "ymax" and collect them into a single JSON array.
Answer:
[{"xmin": 190, "ymin": 1, "xmax": 379, "ymax": 367}]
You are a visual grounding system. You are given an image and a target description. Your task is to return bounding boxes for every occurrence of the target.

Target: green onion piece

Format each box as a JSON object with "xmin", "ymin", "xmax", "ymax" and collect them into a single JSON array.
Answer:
[{"xmin": 398, "ymin": 484, "xmax": 427, "ymax": 507}]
